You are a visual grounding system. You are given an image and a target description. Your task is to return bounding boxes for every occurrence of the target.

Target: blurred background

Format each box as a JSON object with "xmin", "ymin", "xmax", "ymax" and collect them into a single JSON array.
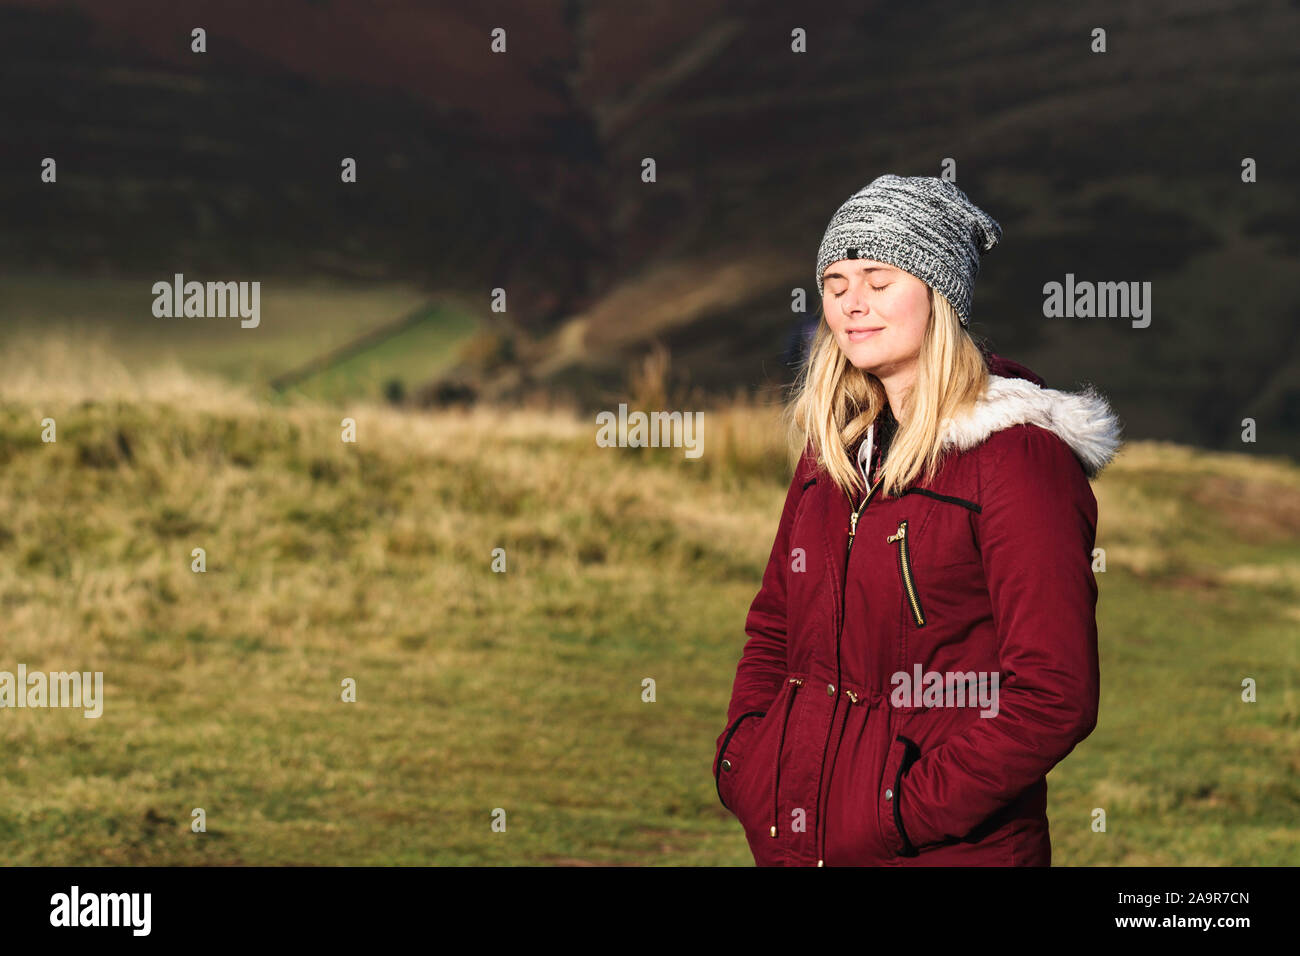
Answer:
[{"xmin": 0, "ymin": 0, "xmax": 1297, "ymax": 865}]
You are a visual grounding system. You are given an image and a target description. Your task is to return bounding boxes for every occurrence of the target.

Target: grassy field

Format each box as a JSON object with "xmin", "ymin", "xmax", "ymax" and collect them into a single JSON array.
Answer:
[
  {"xmin": 0, "ymin": 345, "xmax": 1297, "ymax": 865},
  {"xmin": 274, "ymin": 306, "xmax": 479, "ymax": 404},
  {"xmin": 0, "ymin": 276, "xmax": 473, "ymax": 392}
]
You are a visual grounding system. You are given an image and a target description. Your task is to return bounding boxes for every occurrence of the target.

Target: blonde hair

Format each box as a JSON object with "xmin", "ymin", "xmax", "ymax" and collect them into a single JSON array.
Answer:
[{"xmin": 784, "ymin": 286, "xmax": 992, "ymax": 500}]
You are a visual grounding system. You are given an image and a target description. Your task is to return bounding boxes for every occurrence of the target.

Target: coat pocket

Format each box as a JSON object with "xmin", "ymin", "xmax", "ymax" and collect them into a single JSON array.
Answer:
[
  {"xmin": 715, "ymin": 710, "xmax": 765, "ymax": 814},
  {"xmin": 716, "ymin": 676, "xmax": 804, "ymax": 837},
  {"xmin": 887, "ymin": 518, "xmax": 927, "ymax": 627},
  {"xmin": 878, "ymin": 732, "xmax": 923, "ymax": 857}
]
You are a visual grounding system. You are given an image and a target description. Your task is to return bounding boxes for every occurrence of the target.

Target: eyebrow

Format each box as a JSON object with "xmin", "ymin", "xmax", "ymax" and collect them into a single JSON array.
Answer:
[{"xmin": 822, "ymin": 265, "xmax": 894, "ymax": 281}]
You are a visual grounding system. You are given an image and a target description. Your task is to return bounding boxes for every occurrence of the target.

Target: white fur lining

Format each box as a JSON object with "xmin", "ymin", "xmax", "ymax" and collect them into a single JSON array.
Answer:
[{"xmin": 939, "ymin": 374, "xmax": 1123, "ymax": 479}]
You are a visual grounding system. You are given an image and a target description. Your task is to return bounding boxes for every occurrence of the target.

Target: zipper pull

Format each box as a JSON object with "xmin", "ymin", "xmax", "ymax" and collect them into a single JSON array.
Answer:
[
  {"xmin": 887, "ymin": 521, "xmax": 907, "ymax": 543},
  {"xmin": 849, "ymin": 512, "xmax": 859, "ymax": 537}
]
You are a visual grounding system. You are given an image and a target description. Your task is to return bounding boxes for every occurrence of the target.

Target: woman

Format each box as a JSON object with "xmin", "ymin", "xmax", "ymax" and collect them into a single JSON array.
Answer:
[{"xmin": 712, "ymin": 174, "xmax": 1123, "ymax": 866}]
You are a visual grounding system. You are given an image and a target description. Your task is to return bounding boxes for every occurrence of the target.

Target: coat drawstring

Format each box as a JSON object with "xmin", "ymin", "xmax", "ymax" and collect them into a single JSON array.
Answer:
[
  {"xmin": 819, "ymin": 688, "xmax": 890, "ymax": 866},
  {"xmin": 770, "ymin": 678, "xmax": 803, "ymax": 838},
  {"xmin": 817, "ymin": 690, "xmax": 855, "ymax": 866}
]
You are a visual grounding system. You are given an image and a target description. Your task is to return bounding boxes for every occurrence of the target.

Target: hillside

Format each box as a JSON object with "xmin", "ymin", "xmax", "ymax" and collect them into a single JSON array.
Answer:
[{"xmin": 2, "ymin": 1, "xmax": 1297, "ymax": 451}]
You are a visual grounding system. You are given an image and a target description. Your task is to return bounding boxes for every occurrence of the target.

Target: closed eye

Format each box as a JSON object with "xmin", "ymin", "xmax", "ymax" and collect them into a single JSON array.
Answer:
[{"xmin": 833, "ymin": 285, "xmax": 889, "ymax": 297}]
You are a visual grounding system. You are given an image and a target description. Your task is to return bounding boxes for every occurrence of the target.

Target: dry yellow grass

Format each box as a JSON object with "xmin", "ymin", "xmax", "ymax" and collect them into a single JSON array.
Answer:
[{"xmin": 0, "ymin": 336, "xmax": 1296, "ymax": 864}]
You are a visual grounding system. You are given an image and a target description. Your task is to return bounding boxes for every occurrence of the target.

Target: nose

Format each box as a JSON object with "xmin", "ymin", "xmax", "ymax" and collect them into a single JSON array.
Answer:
[
  {"xmin": 836, "ymin": 279, "xmax": 872, "ymax": 313},
  {"xmin": 842, "ymin": 289, "xmax": 870, "ymax": 315}
]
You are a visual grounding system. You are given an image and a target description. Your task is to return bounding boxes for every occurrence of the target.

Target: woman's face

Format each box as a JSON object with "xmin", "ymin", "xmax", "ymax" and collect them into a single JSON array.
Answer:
[{"xmin": 821, "ymin": 258, "xmax": 931, "ymax": 375}]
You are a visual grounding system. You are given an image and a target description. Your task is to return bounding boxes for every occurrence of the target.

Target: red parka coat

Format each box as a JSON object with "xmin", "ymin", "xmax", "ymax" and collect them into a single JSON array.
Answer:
[{"xmin": 713, "ymin": 354, "xmax": 1122, "ymax": 866}]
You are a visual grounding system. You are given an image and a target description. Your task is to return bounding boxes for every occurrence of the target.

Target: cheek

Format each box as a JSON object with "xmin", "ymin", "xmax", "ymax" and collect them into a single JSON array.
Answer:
[
  {"xmin": 898, "ymin": 291, "xmax": 931, "ymax": 336},
  {"xmin": 823, "ymin": 299, "xmax": 843, "ymax": 329}
]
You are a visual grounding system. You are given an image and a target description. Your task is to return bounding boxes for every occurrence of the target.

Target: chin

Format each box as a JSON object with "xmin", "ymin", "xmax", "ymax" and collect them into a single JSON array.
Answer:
[{"xmin": 840, "ymin": 345, "xmax": 883, "ymax": 370}]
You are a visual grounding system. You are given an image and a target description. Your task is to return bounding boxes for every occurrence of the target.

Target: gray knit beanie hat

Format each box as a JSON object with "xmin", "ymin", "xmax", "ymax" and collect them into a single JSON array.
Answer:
[{"xmin": 815, "ymin": 174, "xmax": 1002, "ymax": 326}]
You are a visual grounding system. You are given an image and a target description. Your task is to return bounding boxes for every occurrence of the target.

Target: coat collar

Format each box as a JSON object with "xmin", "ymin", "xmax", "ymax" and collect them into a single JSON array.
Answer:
[{"xmin": 939, "ymin": 374, "xmax": 1123, "ymax": 479}]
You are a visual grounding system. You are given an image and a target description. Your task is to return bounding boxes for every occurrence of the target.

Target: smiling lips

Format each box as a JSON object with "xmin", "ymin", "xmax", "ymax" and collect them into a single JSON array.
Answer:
[{"xmin": 846, "ymin": 327, "xmax": 884, "ymax": 341}]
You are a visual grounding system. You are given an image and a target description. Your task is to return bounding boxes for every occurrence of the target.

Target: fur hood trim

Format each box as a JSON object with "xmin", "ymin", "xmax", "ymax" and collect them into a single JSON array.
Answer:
[{"xmin": 939, "ymin": 374, "xmax": 1123, "ymax": 479}]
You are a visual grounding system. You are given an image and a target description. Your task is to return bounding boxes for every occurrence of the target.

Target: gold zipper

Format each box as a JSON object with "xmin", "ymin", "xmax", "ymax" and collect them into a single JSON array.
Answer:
[
  {"xmin": 846, "ymin": 474, "xmax": 884, "ymax": 559},
  {"xmin": 819, "ymin": 471, "xmax": 885, "ymax": 859},
  {"xmin": 887, "ymin": 519, "xmax": 926, "ymax": 627}
]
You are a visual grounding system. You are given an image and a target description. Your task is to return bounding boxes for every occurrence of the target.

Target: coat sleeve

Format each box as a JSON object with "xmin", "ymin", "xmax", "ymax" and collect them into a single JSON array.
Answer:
[
  {"xmin": 891, "ymin": 425, "xmax": 1101, "ymax": 851},
  {"xmin": 713, "ymin": 442, "xmax": 815, "ymax": 775}
]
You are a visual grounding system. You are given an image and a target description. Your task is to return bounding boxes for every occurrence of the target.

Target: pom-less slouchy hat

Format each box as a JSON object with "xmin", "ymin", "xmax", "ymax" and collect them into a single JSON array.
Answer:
[{"xmin": 815, "ymin": 174, "xmax": 1002, "ymax": 326}]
